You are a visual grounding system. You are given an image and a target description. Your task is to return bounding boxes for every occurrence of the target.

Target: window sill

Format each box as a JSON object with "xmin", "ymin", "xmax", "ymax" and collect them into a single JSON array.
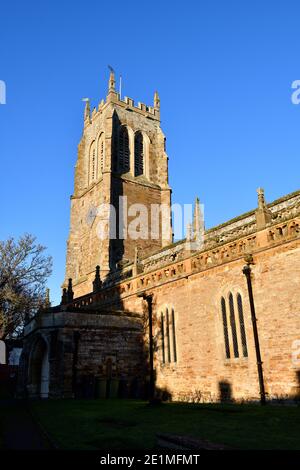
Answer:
[
  {"xmin": 160, "ymin": 362, "xmax": 178, "ymax": 369},
  {"xmin": 223, "ymin": 357, "xmax": 249, "ymax": 367}
]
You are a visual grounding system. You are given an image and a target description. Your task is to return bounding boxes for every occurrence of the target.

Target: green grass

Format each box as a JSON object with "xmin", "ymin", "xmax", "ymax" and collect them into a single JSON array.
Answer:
[{"xmin": 30, "ymin": 399, "xmax": 300, "ymax": 450}]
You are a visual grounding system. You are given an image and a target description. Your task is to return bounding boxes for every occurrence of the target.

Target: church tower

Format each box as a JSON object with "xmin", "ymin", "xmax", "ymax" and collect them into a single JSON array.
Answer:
[{"xmin": 64, "ymin": 71, "xmax": 172, "ymax": 297}]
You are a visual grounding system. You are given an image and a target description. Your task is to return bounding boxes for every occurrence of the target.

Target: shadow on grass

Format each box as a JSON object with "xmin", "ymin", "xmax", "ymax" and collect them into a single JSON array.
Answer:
[{"xmin": 28, "ymin": 398, "xmax": 300, "ymax": 451}]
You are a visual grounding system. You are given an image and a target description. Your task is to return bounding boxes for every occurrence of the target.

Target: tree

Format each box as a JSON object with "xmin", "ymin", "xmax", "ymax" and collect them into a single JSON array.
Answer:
[{"xmin": 0, "ymin": 234, "xmax": 52, "ymax": 339}]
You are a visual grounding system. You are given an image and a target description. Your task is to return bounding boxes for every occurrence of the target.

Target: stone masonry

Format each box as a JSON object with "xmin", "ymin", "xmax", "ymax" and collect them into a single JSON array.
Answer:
[{"xmin": 19, "ymin": 72, "xmax": 300, "ymax": 402}]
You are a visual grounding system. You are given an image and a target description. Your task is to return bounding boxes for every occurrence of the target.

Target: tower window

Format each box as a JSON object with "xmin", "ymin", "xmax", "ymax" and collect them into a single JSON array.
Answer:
[
  {"xmin": 119, "ymin": 126, "xmax": 130, "ymax": 173},
  {"xmin": 134, "ymin": 132, "xmax": 144, "ymax": 176}
]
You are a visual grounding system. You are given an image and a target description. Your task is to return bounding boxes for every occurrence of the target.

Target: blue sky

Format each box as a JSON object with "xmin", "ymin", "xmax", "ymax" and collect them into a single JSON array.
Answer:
[{"xmin": 1, "ymin": 0, "xmax": 300, "ymax": 304}]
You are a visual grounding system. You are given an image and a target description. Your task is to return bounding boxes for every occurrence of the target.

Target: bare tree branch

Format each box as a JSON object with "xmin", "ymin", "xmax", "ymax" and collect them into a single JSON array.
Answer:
[{"xmin": 0, "ymin": 234, "xmax": 53, "ymax": 339}]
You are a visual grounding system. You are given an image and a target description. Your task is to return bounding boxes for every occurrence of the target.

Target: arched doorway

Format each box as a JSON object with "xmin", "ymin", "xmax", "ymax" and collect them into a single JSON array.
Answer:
[{"xmin": 29, "ymin": 337, "xmax": 49, "ymax": 398}]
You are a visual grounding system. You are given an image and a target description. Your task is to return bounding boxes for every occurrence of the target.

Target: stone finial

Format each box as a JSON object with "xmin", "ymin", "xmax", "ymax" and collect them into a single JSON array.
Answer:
[
  {"xmin": 185, "ymin": 222, "xmax": 194, "ymax": 252},
  {"xmin": 257, "ymin": 187, "xmax": 266, "ymax": 210},
  {"xmin": 98, "ymin": 99, "xmax": 105, "ymax": 110},
  {"xmin": 67, "ymin": 278, "xmax": 74, "ymax": 302},
  {"xmin": 83, "ymin": 98, "xmax": 90, "ymax": 121},
  {"xmin": 134, "ymin": 246, "xmax": 139, "ymax": 265},
  {"xmin": 186, "ymin": 222, "xmax": 193, "ymax": 242},
  {"xmin": 185, "ymin": 198, "xmax": 205, "ymax": 251},
  {"xmin": 61, "ymin": 288, "xmax": 68, "ymax": 305},
  {"xmin": 133, "ymin": 247, "xmax": 143, "ymax": 276},
  {"xmin": 108, "ymin": 67, "xmax": 116, "ymax": 92},
  {"xmin": 154, "ymin": 90, "xmax": 160, "ymax": 109},
  {"xmin": 193, "ymin": 196, "xmax": 204, "ymax": 242},
  {"xmin": 93, "ymin": 265, "xmax": 102, "ymax": 292},
  {"xmin": 255, "ymin": 187, "xmax": 272, "ymax": 230}
]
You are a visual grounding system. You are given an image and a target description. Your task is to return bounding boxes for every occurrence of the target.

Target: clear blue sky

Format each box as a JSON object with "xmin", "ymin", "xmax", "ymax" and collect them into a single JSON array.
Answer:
[{"xmin": 1, "ymin": 0, "xmax": 300, "ymax": 304}]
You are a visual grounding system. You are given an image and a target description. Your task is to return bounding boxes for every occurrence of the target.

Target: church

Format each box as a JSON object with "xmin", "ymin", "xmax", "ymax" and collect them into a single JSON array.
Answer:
[{"xmin": 19, "ymin": 71, "xmax": 300, "ymax": 402}]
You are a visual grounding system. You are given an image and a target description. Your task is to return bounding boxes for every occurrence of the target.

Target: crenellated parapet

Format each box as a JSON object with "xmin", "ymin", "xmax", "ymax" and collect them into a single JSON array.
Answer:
[{"xmin": 83, "ymin": 70, "xmax": 160, "ymax": 128}]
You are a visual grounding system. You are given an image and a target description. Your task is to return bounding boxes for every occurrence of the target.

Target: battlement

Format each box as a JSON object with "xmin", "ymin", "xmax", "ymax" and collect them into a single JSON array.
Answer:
[{"xmin": 84, "ymin": 70, "xmax": 161, "ymax": 127}]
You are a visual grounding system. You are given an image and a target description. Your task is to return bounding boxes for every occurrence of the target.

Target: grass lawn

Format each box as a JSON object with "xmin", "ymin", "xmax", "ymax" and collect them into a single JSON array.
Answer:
[{"xmin": 30, "ymin": 399, "xmax": 300, "ymax": 450}]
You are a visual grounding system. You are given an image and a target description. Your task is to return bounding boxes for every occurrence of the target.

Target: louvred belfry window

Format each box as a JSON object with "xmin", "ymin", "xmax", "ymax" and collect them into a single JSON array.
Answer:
[
  {"xmin": 134, "ymin": 132, "xmax": 144, "ymax": 176},
  {"xmin": 119, "ymin": 126, "xmax": 130, "ymax": 173}
]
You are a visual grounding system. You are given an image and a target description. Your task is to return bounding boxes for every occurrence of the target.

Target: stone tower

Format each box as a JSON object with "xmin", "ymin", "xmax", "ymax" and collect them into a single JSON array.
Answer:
[{"xmin": 64, "ymin": 71, "xmax": 172, "ymax": 297}]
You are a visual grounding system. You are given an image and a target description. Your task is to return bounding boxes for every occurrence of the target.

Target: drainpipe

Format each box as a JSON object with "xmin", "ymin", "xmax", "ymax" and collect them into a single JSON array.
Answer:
[{"xmin": 242, "ymin": 261, "xmax": 266, "ymax": 405}]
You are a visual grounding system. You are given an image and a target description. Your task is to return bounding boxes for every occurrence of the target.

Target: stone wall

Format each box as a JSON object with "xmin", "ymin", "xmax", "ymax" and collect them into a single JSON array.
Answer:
[
  {"xmin": 116, "ymin": 238, "xmax": 300, "ymax": 402},
  {"xmin": 20, "ymin": 211, "xmax": 300, "ymax": 402},
  {"xmin": 20, "ymin": 310, "xmax": 145, "ymax": 399}
]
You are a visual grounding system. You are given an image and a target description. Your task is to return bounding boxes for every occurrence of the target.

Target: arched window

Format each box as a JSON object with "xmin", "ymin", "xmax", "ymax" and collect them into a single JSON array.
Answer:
[
  {"xmin": 161, "ymin": 312, "xmax": 165, "ymax": 364},
  {"xmin": 134, "ymin": 132, "xmax": 144, "ymax": 176},
  {"xmin": 220, "ymin": 292, "xmax": 248, "ymax": 359},
  {"xmin": 237, "ymin": 293, "xmax": 248, "ymax": 357},
  {"xmin": 160, "ymin": 307, "xmax": 177, "ymax": 364},
  {"xmin": 119, "ymin": 126, "xmax": 130, "ymax": 173},
  {"xmin": 229, "ymin": 292, "xmax": 239, "ymax": 358},
  {"xmin": 221, "ymin": 297, "xmax": 230, "ymax": 359},
  {"xmin": 171, "ymin": 308, "xmax": 177, "ymax": 362},
  {"xmin": 166, "ymin": 308, "xmax": 171, "ymax": 362}
]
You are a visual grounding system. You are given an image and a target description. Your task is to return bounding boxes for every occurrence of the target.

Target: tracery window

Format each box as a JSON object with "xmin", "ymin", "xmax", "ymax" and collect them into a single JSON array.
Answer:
[
  {"xmin": 220, "ymin": 293, "xmax": 248, "ymax": 359},
  {"xmin": 221, "ymin": 297, "xmax": 230, "ymax": 359},
  {"xmin": 160, "ymin": 308, "xmax": 177, "ymax": 364}
]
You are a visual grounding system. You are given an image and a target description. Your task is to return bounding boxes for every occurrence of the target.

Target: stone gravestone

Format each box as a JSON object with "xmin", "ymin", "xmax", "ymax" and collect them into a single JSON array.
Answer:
[{"xmin": 0, "ymin": 340, "xmax": 6, "ymax": 364}]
